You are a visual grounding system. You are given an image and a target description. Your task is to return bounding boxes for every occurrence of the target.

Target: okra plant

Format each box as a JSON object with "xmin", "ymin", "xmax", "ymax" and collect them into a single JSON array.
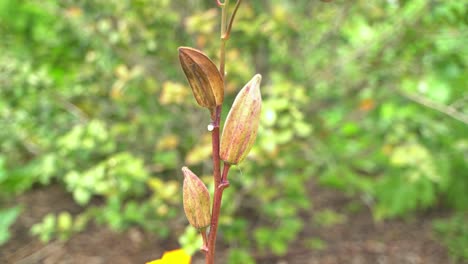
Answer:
[{"xmin": 178, "ymin": 1, "xmax": 261, "ymax": 263}]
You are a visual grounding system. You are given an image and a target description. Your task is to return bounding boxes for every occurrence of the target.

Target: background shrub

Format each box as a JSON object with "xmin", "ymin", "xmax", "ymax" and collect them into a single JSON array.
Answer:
[{"xmin": 1, "ymin": 0, "xmax": 466, "ymax": 260}]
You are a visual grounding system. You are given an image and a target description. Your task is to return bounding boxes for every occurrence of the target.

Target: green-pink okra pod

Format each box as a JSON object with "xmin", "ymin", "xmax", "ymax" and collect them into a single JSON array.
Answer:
[
  {"xmin": 182, "ymin": 166, "xmax": 211, "ymax": 229},
  {"xmin": 220, "ymin": 74, "xmax": 262, "ymax": 165}
]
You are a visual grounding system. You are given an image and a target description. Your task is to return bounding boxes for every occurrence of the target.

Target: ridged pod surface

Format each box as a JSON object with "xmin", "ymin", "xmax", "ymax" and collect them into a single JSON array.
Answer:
[
  {"xmin": 182, "ymin": 167, "xmax": 211, "ymax": 229},
  {"xmin": 178, "ymin": 47, "xmax": 224, "ymax": 108},
  {"xmin": 220, "ymin": 74, "xmax": 262, "ymax": 165}
]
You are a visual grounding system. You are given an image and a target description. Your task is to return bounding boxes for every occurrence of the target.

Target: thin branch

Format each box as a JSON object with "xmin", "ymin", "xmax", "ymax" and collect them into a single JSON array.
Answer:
[
  {"xmin": 224, "ymin": 0, "xmax": 242, "ymax": 40},
  {"xmin": 218, "ymin": 0, "xmax": 229, "ymax": 78},
  {"xmin": 398, "ymin": 90, "xmax": 468, "ymax": 125},
  {"xmin": 53, "ymin": 95, "xmax": 89, "ymax": 123}
]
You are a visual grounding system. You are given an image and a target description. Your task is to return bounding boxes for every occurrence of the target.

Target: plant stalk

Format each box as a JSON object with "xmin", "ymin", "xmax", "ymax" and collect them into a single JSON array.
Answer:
[
  {"xmin": 206, "ymin": 1, "xmax": 242, "ymax": 263},
  {"xmin": 206, "ymin": 2, "xmax": 229, "ymax": 264},
  {"xmin": 206, "ymin": 164, "xmax": 231, "ymax": 264}
]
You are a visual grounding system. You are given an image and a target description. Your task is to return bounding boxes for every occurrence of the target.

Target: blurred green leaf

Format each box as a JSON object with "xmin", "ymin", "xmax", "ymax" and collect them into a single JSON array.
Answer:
[{"xmin": 0, "ymin": 206, "xmax": 22, "ymax": 245}]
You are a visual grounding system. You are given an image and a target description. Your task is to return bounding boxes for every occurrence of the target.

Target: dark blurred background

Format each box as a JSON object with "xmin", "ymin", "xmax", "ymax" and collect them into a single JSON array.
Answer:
[{"xmin": 0, "ymin": 0, "xmax": 467, "ymax": 263}]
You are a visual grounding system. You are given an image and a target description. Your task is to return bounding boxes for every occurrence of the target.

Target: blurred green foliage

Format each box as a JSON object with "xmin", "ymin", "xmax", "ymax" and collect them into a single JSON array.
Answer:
[
  {"xmin": 433, "ymin": 213, "xmax": 468, "ymax": 262},
  {"xmin": 0, "ymin": 206, "xmax": 21, "ymax": 245},
  {"xmin": 178, "ymin": 226, "xmax": 204, "ymax": 256},
  {"xmin": 0, "ymin": 0, "xmax": 466, "ymax": 262}
]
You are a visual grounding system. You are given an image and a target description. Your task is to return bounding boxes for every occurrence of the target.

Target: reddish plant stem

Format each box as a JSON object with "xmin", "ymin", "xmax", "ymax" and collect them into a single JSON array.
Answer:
[
  {"xmin": 220, "ymin": 162, "xmax": 231, "ymax": 184},
  {"xmin": 205, "ymin": 1, "xmax": 241, "ymax": 263},
  {"xmin": 206, "ymin": 103, "xmax": 222, "ymax": 264},
  {"xmin": 206, "ymin": 163, "xmax": 231, "ymax": 264},
  {"xmin": 200, "ymin": 228, "xmax": 209, "ymax": 255},
  {"xmin": 206, "ymin": 4, "xmax": 228, "ymax": 262},
  {"xmin": 206, "ymin": 106, "xmax": 224, "ymax": 264},
  {"xmin": 211, "ymin": 106, "xmax": 222, "ymax": 188}
]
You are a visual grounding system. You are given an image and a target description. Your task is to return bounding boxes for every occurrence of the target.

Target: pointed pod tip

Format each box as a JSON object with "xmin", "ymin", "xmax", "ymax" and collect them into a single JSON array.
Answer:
[
  {"xmin": 178, "ymin": 46, "xmax": 199, "ymax": 55},
  {"xmin": 178, "ymin": 47, "xmax": 193, "ymax": 57},
  {"xmin": 252, "ymin": 74, "xmax": 262, "ymax": 89},
  {"xmin": 181, "ymin": 166, "xmax": 190, "ymax": 178}
]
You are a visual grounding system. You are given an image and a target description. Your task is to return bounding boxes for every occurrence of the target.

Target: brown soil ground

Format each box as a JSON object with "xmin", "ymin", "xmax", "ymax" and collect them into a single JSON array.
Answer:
[{"xmin": 0, "ymin": 181, "xmax": 460, "ymax": 264}]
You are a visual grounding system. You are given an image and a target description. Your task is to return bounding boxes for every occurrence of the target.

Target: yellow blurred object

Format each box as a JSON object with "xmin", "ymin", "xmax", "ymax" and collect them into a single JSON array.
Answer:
[
  {"xmin": 110, "ymin": 79, "xmax": 125, "ymax": 100},
  {"xmin": 115, "ymin": 64, "xmax": 130, "ymax": 80},
  {"xmin": 160, "ymin": 180, "xmax": 179, "ymax": 200},
  {"xmin": 185, "ymin": 134, "xmax": 212, "ymax": 165},
  {"xmin": 156, "ymin": 204, "xmax": 169, "ymax": 216},
  {"xmin": 147, "ymin": 177, "xmax": 179, "ymax": 203},
  {"xmin": 272, "ymin": 5, "xmax": 286, "ymax": 22},
  {"xmin": 185, "ymin": 9, "xmax": 218, "ymax": 35},
  {"xmin": 65, "ymin": 7, "xmax": 83, "ymax": 18},
  {"xmin": 146, "ymin": 249, "xmax": 191, "ymax": 264},
  {"xmin": 147, "ymin": 177, "xmax": 164, "ymax": 191},
  {"xmin": 159, "ymin": 81, "xmax": 190, "ymax": 105},
  {"xmin": 359, "ymin": 98, "xmax": 376, "ymax": 112},
  {"xmin": 157, "ymin": 134, "xmax": 180, "ymax": 151}
]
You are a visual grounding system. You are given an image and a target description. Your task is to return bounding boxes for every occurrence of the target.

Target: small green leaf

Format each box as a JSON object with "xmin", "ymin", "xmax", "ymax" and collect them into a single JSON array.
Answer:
[{"xmin": 0, "ymin": 206, "xmax": 22, "ymax": 245}]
